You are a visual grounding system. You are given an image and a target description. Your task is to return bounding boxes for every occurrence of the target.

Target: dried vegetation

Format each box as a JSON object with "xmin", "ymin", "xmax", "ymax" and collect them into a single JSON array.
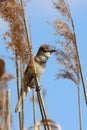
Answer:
[
  {"xmin": 52, "ymin": 0, "xmax": 80, "ymax": 86},
  {"xmin": 0, "ymin": 59, "xmax": 12, "ymax": 130},
  {"xmin": 52, "ymin": 1, "xmax": 87, "ymax": 130},
  {"xmin": 0, "ymin": 0, "xmax": 30, "ymax": 63},
  {"xmin": 0, "ymin": 0, "xmax": 61, "ymax": 130},
  {"xmin": 0, "ymin": 0, "xmax": 86, "ymax": 130}
]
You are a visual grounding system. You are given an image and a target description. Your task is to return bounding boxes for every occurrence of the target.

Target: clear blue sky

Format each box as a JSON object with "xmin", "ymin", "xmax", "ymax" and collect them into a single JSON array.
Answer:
[{"xmin": 0, "ymin": 0, "xmax": 87, "ymax": 130}]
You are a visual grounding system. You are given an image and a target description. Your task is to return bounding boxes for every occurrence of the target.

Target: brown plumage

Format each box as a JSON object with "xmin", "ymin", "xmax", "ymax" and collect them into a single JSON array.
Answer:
[{"xmin": 15, "ymin": 44, "xmax": 56, "ymax": 112}]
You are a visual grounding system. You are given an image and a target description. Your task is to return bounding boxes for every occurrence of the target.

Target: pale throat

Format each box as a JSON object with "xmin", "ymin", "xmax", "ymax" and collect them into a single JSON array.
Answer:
[{"xmin": 35, "ymin": 52, "xmax": 50, "ymax": 68}]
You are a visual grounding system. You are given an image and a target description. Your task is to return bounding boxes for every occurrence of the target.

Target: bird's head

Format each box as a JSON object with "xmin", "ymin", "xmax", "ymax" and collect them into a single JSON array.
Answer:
[{"xmin": 36, "ymin": 44, "xmax": 56, "ymax": 59}]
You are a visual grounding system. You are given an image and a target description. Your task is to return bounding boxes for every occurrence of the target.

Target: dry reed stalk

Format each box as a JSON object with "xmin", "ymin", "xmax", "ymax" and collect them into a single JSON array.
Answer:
[
  {"xmin": 32, "ymin": 90, "xmax": 36, "ymax": 125},
  {"xmin": 2, "ymin": 93, "xmax": 5, "ymax": 130},
  {"xmin": 52, "ymin": 0, "xmax": 85, "ymax": 130},
  {"xmin": 0, "ymin": 59, "xmax": 12, "ymax": 130},
  {"xmin": 53, "ymin": 0, "xmax": 87, "ymax": 104},
  {"xmin": 0, "ymin": 1, "xmax": 29, "ymax": 129},
  {"xmin": 71, "ymin": 21, "xmax": 87, "ymax": 105},
  {"xmin": 78, "ymin": 86, "xmax": 82, "ymax": 130},
  {"xmin": 20, "ymin": 0, "xmax": 50, "ymax": 130},
  {"xmin": 20, "ymin": 55, "xmax": 25, "ymax": 130},
  {"xmin": 1, "ymin": 1, "xmax": 57, "ymax": 130},
  {"xmin": 30, "ymin": 89, "xmax": 47, "ymax": 129},
  {"xmin": 15, "ymin": 56, "xmax": 23, "ymax": 130},
  {"xmin": 15, "ymin": 55, "xmax": 25, "ymax": 130},
  {"xmin": 6, "ymin": 89, "xmax": 11, "ymax": 130}
]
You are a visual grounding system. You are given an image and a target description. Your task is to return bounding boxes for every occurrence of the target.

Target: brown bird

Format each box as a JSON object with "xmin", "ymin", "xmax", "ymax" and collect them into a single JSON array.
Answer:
[{"xmin": 15, "ymin": 44, "xmax": 56, "ymax": 112}]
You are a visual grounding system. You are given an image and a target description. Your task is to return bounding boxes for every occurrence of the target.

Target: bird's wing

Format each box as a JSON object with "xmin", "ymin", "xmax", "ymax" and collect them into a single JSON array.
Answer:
[{"xmin": 24, "ymin": 63, "xmax": 35, "ymax": 88}]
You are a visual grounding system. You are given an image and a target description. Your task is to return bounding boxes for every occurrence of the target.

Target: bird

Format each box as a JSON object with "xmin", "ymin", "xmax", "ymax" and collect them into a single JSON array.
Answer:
[{"xmin": 15, "ymin": 44, "xmax": 56, "ymax": 112}]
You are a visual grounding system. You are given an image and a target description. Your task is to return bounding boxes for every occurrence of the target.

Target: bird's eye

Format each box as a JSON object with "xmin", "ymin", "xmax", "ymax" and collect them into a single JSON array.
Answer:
[{"xmin": 42, "ymin": 49, "xmax": 47, "ymax": 52}]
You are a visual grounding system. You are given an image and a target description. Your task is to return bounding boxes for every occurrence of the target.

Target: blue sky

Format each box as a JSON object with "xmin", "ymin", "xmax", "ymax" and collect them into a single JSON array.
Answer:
[{"xmin": 0, "ymin": 0, "xmax": 87, "ymax": 130}]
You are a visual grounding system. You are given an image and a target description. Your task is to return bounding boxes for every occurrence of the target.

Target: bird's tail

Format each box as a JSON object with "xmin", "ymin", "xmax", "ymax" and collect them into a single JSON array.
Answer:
[{"xmin": 15, "ymin": 87, "xmax": 30, "ymax": 113}]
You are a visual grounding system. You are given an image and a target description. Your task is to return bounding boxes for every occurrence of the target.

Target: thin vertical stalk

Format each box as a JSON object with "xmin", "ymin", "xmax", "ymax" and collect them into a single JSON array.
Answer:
[
  {"xmin": 19, "ymin": 0, "xmax": 50, "ymax": 130},
  {"xmin": 63, "ymin": 0, "xmax": 84, "ymax": 128},
  {"xmin": 66, "ymin": 0, "xmax": 87, "ymax": 104},
  {"xmin": 15, "ymin": 55, "xmax": 22, "ymax": 130},
  {"xmin": 4, "ymin": 94, "xmax": 6, "ymax": 130},
  {"xmin": 36, "ymin": 91, "xmax": 47, "ymax": 130},
  {"xmin": 2, "ymin": 93, "xmax": 5, "ymax": 130},
  {"xmin": 36, "ymin": 90, "xmax": 51, "ymax": 130},
  {"xmin": 78, "ymin": 86, "xmax": 82, "ymax": 130},
  {"xmin": 16, "ymin": 55, "xmax": 20, "ymax": 97},
  {"xmin": 20, "ymin": 56, "xmax": 25, "ymax": 130},
  {"xmin": 7, "ymin": 89, "xmax": 11, "ymax": 130},
  {"xmin": 32, "ymin": 90, "xmax": 38, "ymax": 130},
  {"xmin": 72, "ymin": 20, "xmax": 87, "ymax": 105},
  {"xmin": 32, "ymin": 90, "xmax": 36, "ymax": 125},
  {"xmin": 38, "ymin": 91, "xmax": 48, "ymax": 118}
]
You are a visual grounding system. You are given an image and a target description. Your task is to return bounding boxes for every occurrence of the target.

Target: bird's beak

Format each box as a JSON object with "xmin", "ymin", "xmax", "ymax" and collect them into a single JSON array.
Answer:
[{"xmin": 50, "ymin": 49, "xmax": 57, "ymax": 53}]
